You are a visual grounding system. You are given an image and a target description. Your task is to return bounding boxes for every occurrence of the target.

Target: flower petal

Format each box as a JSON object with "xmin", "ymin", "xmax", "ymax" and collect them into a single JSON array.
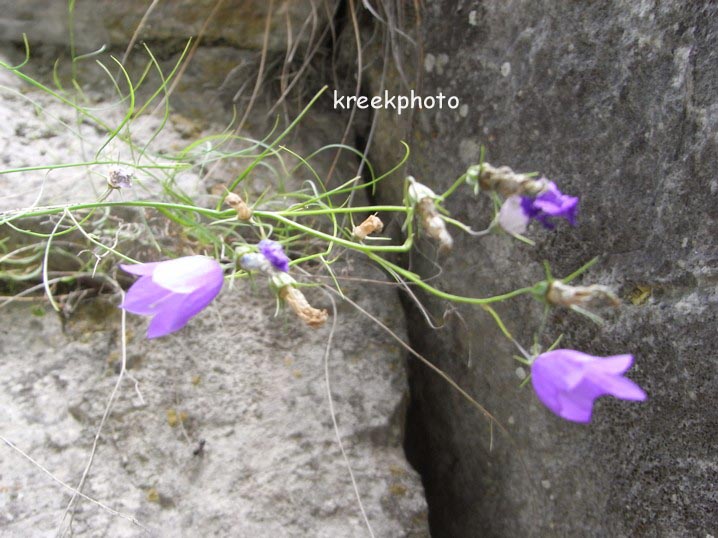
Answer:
[
  {"xmin": 498, "ymin": 195, "xmax": 530, "ymax": 234},
  {"xmin": 259, "ymin": 239, "xmax": 290, "ymax": 272},
  {"xmin": 145, "ymin": 293, "xmax": 192, "ymax": 338},
  {"xmin": 555, "ymin": 391, "xmax": 594, "ymax": 423},
  {"xmin": 152, "ymin": 256, "xmax": 223, "ymax": 294},
  {"xmin": 120, "ymin": 276, "xmax": 174, "ymax": 315},
  {"xmin": 587, "ymin": 354, "xmax": 634, "ymax": 375},
  {"xmin": 588, "ymin": 372, "xmax": 647, "ymax": 401},
  {"xmin": 120, "ymin": 262, "xmax": 161, "ymax": 276},
  {"xmin": 146, "ymin": 278, "xmax": 223, "ymax": 338}
]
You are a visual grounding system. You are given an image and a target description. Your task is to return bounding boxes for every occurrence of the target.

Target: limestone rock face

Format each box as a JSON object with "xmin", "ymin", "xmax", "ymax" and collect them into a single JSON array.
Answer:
[
  {"xmin": 0, "ymin": 14, "xmax": 428, "ymax": 532},
  {"xmin": 367, "ymin": 2, "xmax": 718, "ymax": 536},
  {"xmin": 0, "ymin": 279, "xmax": 428, "ymax": 537},
  {"xmin": 0, "ymin": 0, "xmax": 334, "ymax": 53}
]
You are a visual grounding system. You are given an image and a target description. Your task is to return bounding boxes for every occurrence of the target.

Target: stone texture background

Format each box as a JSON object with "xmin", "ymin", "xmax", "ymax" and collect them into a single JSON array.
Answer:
[
  {"xmin": 365, "ymin": 1, "xmax": 718, "ymax": 537},
  {"xmin": 0, "ymin": 0, "xmax": 336, "ymax": 53},
  {"xmin": 0, "ymin": 271, "xmax": 427, "ymax": 537},
  {"xmin": 0, "ymin": 1, "xmax": 428, "ymax": 535},
  {"xmin": 2, "ymin": 0, "xmax": 718, "ymax": 537}
]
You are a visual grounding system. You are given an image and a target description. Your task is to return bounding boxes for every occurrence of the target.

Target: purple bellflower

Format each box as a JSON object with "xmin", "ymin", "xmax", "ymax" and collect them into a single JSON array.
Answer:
[
  {"xmin": 120, "ymin": 256, "xmax": 224, "ymax": 338},
  {"xmin": 258, "ymin": 239, "xmax": 290, "ymax": 272},
  {"xmin": 498, "ymin": 180, "xmax": 579, "ymax": 234},
  {"xmin": 531, "ymin": 349, "xmax": 647, "ymax": 423}
]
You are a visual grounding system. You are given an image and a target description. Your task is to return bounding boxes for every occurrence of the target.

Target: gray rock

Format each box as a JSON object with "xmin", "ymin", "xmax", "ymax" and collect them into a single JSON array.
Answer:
[
  {"xmin": 0, "ymin": 1, "xmax": 334, "ymax": 53},
  {"xmin": 0, "ymin": 271, "xmax": 427, "ymax": 537},
  {"xmin": 365, "ymin": 1, "xmax": 718, "ymax": 536},
  {"xmin": 0, "ymin": 30, "xmax": 428, "ymax": 537}
]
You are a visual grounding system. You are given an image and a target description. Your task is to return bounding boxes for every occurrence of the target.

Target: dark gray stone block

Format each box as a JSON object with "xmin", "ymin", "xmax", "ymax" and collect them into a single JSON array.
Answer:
[{"xmin": 368, "ymin": 2, "xmax": 718, "ymax": 536}]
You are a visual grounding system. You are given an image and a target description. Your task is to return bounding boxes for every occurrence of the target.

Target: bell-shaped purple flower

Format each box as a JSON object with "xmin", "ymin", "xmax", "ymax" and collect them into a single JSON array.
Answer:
[
  {"xmin": 120, "ymin": 256, "xmax": 223, "ymax": 339},
  {"xmin": 531, "ymin": 349, "xmax": 646, "ymax": 423},
  {"xmin": 520, "ymin": 180, "xmax": 579, "ymax": 229},
  {"xmin": 258, "ymin": 239, "xmax": 290, "ymax": 272}
]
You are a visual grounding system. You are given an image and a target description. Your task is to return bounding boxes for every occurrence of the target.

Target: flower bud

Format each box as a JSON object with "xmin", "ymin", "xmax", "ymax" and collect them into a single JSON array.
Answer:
[
  {"xmin": 546, "ymin": 281, "xmax": 620, "ymax": 309},
  {"xmin": 352, "ymin": 215, "xmax": 384, "ymax": 241},
  {"xmin": 225, "ymin": 192, "xmax": 252, "ymax": 220},
  {"xmin": 107, "ymin": 167, "xmax": 133, "ymax": 189}
]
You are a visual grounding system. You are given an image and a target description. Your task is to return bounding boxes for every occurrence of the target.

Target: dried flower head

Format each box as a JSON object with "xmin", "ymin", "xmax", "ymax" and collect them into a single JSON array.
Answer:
[
  {"xmin": 467, "ymin": 162, "xmax": 548, "ymax": 197},
  {"xmin": 352, "ymin": 215, "xmax": 384, "ymax": 241},
  {"xmin": 546, "ymin": 281, "xmax": 620, "ymax": 309},
  {"xmin": 417, "ymin": 198, "xmax": 453, "ymax": 252},
  {"xmin": 279, "ymin": 285, "xmax": 328, "ymax": 328},
  {"xmin": 405, "ymin": 177, "xmax": 453, "ymax": 252},
  {"xmin": 531, "ymin": 349, "xmax": 646, "ymax": 423},
  {"xmin": 107, "ymin": 167, "xmax": 133, "ymax": 189},
  {"xmin": 120, "ymin": 256, "xmax": 223, "ymax": 338},
  {"xmin": 407, "ymin": 176, "xmax": 438, "ymax": 204},
  {"xmin": 225, "ymin": 192, "xmax": 252, "ymax": 220}
]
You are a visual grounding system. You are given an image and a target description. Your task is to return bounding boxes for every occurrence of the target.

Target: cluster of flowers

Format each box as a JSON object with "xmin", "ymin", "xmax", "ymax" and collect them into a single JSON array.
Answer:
[
  {"xmin": 118, "ymin": 164, "xmax": 646, "ymax": 424},
  {"xmin": 120, "ymin": 238, "xmax": 328, "ymax": 337},
  {"xmin": 404, "ymin": 164, "xmax": 646, "ymax": 423}
]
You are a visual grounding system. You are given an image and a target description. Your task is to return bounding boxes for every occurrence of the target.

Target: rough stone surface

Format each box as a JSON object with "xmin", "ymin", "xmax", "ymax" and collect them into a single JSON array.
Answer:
[
  {"xmin": 366, "ymin": 2, "xmax": 718, "ymax": 537},
  {"xmin": 0, "ymin": 0, "xmax": 335, "ymax": 53},
  {"xmin": 0, "ymin": 42, "xmax": 428, "ymax": 538},
  {"xmin": 0, "ymin": 273, "xmax": 427, "ymax": 537}
]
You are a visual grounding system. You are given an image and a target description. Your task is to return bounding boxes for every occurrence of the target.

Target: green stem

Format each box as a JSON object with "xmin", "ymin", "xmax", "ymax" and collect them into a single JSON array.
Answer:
[
  {"xmin": 1, "ymin": 161, "xmax": 188, "ymax": 176},
  {"xmin": 366, "ymin": 251, "xmax": 539, "ymax": 305},
  {"xmin": 257, "ymin": 212, "xmax": 414, "ymax": 253},
  {"xmin": 221, "ymin": 86, "xmax": 329, "ymax": 205},
  {"xmin": 438, "ymin": 173, "xmax": 468, "ymax": 201},
  {"xmin": 274, "ymin": 205, "xmax": 407, "ymax": 217}
]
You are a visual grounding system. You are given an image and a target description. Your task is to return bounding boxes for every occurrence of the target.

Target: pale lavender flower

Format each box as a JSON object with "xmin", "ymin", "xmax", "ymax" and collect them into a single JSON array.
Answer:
[
  {"xmin": 258, "ymin": 239, "xmax": 290, "ymax": 272},
  {"xmin": 107, "ymin": 168, "xmax": 133, "ymax": 189},
  {"xmin": 120, "ymin": 256, "xmax": 223, "ymax": 338},
  {"xmin": 520, "ymin": 180, "xmax": 579, "ymax": 229},
  {"xmin": 498, "ymin": 195, "xmax": 530, "ymax": 234},
  {"xmin": 239, "ymin": 252, "xmax": 272, "ymax": 273},
  {"xmin": 531, "ymin": 349, "xmax": 646, "ymax": 423}
]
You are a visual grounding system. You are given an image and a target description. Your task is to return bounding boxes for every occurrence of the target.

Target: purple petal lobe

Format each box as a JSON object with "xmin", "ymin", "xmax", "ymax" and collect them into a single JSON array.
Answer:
[
  {"xmin": 519, "ymin": 180, "xmax": 579, "ymax": 229},
  {"xmin": 555, "ymin": 391, "xmax": 594, "ymax": 423},
  {"xmin": 587, "ymin": 354, "xmax": 634, "ymax": 375}
]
